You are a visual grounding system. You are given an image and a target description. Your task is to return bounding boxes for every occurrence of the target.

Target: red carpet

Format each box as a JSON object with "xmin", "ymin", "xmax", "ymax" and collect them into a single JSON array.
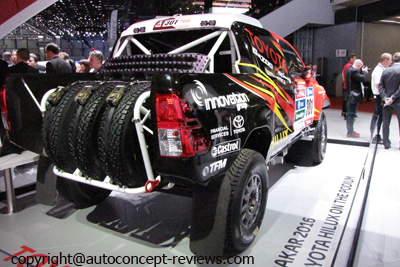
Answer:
[{"xmin": 328, "ymin": 96, "xmax": 375, "ymax": 113}]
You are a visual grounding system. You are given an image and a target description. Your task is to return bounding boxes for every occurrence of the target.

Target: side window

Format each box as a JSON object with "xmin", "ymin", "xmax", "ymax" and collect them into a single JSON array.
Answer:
[
  {"xmin": 278, "ymin": 39, "xmax": 304, "ymax": 78},
  {"xmin": 213, "ymin": 33, "xmax": 236, "ymax": 73},
  {"xmin": 231, "ymin": 22, "xmax": 256, "ymax": 73}
]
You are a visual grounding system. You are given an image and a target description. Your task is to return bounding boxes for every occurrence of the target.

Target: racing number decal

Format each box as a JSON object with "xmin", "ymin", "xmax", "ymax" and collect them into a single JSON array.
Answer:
[{"xmin": 306, "ymin": 98, "xmax": 313, "ymax": 117}]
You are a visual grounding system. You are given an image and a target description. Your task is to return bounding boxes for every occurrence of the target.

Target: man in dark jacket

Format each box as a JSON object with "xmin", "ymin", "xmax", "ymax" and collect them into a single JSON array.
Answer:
[
  {"xmin": 45, "ymin": 43, "xmax": 72, "ymax": 73},
  {"xmin": 345, "ymin": 59, "xmax": 369, "ymax": 138},
  {"xmin": 379, "ymin": 52, "xmax": 400, "ymax": 149},
  {"xmin": 59, "ymin": 52, "xmax": 77, "ymax": 73},
  {"xmin": 9, "ymin": 48, "xmax": 39, "ymax": 74}
]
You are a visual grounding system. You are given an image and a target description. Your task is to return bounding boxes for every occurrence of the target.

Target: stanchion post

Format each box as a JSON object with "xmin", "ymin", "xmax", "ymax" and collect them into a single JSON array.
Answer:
[{"xmin": 3, "ymin": 168, "xmax": 16, "ymax": 214}]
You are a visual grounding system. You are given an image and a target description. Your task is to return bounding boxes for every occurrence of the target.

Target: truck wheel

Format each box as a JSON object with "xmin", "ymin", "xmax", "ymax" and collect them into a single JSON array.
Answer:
[
  {"xmin": 98, "ymin": 82, "xmax": 151, "ymax": 188},
  {"xmin": 284, "ymin": 112, "xmax": 327, "ymax": 166},
  {"xmin": 225, "ymin": 149, "xmax": 268, "ymax": 253},
  {"xmin": 72, "ymin": 83, "xmax": 115, "ymax": 180},
  {"xmin": 312, "ymin": 111, "xmax": 327, "ymax": 164},
  {"xmin": 56, "ymin": 177, "xmax": 110, "ymax": 209}
]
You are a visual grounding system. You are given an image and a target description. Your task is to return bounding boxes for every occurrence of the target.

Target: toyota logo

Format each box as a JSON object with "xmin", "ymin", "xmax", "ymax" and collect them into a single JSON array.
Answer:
[{"xmin": 233, "ymin": 115, "xmax": 244, "ymax": 128}]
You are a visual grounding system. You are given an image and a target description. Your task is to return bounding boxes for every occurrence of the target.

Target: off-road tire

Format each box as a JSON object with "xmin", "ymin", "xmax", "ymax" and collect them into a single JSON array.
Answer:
[
  {"xmin": 43, "ymin": 82, "xmax": 99, "ymax": 172},
  {"xmin": 225, "ymin": 149, "xmax": 268, "ymax": 253},
  {"xmin": 284, "ymin": 112, "xmax": 327, "ymax": 166},
  {"xmin": 71, "ymin": 83, "xmax": 116, "ymax": 180},
  {"xmin": 312, "ymin": 111, "xmax": 327, "ymax": 164},
  {"xmin": 67, "ymin": 83, "xmax": 103, "ymax": 163},
  {"xmin": 42, "ymin": 84, "xmax": 75, "ymax": 157},
  {"xmin": 98, "ymin": 82, "xmax": 151, "ymax": 188},
  {"xmin": 56, "ymin": 177, "xmax": 111, "ymax": 209}
]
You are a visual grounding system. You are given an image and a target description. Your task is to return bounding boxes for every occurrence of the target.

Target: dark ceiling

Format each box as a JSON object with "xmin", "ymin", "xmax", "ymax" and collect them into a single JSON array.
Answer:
[
  {"xmin": 24, "ymin": 0, "xmax": 281, "ymax": 40},
  {"xmin": 10, "ymin": 0, "xmax": 400, "ymax": 41},
  {"xmin": 27, "ymin": 0, "xmax": 207, "ymax": 39}
]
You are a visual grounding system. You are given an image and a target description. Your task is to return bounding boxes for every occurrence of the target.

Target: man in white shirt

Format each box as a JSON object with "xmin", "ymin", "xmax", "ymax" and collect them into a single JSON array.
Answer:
[{"xmin": 370, "ymin": 53, "xmax": 392, "ymax": 143}]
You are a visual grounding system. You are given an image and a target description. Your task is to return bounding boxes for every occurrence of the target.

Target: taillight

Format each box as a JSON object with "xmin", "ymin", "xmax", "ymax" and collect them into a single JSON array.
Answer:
[
  {"xmin": 0, "ymin": 85, "xmax": 10, "ymax": 131},
  {"xmin": 156, "ymin": 93, "xmax": 208, "ymax": 157}
]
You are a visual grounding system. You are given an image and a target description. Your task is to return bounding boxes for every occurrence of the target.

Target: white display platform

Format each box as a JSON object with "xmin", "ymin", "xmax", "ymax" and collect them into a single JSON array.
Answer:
[{"xmin": 1, "ymin": 142, "xmax": 398, "ymax": 266}]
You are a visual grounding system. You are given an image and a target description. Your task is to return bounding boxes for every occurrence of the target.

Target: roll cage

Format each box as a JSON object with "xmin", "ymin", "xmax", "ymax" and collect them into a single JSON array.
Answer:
[{"xmin": 112, "ymin": 28, "xmax": 241, "ymax": 74}]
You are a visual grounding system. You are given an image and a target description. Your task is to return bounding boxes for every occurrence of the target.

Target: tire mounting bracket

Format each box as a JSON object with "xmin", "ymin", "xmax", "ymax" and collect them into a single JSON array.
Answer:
[
  {"xmin": 75, "ymin": 85, "xmax": 94, "ymax": 105},
  {"xmin": 106, "ymin": 85, "xmax": 126, "ymax": 106},
  {"xmin": 47, "ymin": 86, "xmax": 66, "ymax": 106}
]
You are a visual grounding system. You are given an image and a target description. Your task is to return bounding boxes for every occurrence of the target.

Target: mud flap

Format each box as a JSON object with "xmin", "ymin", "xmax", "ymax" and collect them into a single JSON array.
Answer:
[
  {"xmin": 190, "ymin": 177, "xmax": 230, "ymax": 257},
  {"xmin": 35, "ymin": 155, "xmax": 57, "ymax": 206}
]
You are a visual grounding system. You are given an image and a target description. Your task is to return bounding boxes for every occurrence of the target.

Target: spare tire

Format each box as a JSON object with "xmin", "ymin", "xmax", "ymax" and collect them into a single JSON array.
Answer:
[
  {"xmin": 43, "ymin": 81, "xmax": 101, "ymax": 172},
  {"xmin": 72, "ymin": 82, "xmax": 122, "ymax": 180},
  {"xmin": 98, "ymin": 82, "xmax": 152, "ymax": 188}
]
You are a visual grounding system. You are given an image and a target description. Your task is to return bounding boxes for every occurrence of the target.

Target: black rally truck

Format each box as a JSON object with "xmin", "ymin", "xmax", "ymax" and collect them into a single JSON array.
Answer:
[{"xmin": 2, "ymin": 13, "xmax": 330, "ymax": 256}]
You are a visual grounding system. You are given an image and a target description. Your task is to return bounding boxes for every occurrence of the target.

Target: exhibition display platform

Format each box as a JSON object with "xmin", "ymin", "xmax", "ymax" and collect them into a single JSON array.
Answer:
[{"xmin": 0, "ymin": 109, "xmax": 399, "ymax": 266}]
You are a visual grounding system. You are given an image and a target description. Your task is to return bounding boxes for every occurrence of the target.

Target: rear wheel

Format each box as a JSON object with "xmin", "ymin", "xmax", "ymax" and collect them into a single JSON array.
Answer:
[
  {"xmin": 225, "ymin": 149, "xmax": 268, "ymax": 253},
  {"xmin": 56, "ymin": 177, "xmax": 110, "ymax": 209}
]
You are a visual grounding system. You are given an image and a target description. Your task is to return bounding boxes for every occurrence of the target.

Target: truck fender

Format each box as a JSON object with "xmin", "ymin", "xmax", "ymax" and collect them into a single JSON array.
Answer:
[{"xmin": 243, "ymin": 126, "xmax": 272, "ymax": 158}]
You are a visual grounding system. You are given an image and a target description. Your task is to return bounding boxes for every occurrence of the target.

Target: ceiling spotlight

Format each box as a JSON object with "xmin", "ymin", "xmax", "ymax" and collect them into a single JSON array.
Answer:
[{"xmin": 330, "ymin": 0, "xmax": 334, "ymax": 3}]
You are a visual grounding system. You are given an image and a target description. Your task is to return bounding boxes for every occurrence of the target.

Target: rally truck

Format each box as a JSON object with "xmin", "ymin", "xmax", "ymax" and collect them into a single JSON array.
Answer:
[{"xmin": 1, "ymin": 13, "xmax": 330, "ymax": 256}]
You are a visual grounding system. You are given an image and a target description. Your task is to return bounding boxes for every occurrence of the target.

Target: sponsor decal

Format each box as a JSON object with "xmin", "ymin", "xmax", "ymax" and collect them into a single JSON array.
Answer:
[
  {"xmin": 251, "ymin": 47, "xmax": 289, "ymax": 85},
  {"xmin": 295, "ymin": 110, "xmax": 305, "ymax": 121},
  {"xmin": 191, "ymin": 80, "xmax": 208, "ymax": 107},
  {"xmin": 305, "ymin": 117, "xmax": 313, "ymax": 127},
  {"xmin": 295, "ymin": 99, "xmax": 306, "ymax": 111},
  {"xmin": 210, "ymin": 126, "xmax": 230, "ymax": 140},
  {"xmin": 210, "ymin": 115, "xmax": 245, "ymax": 140},
  {"xmin": 245, "ymin": 28, "xmax": 288, "ymax": 75},
  {"xmin": 305, "ymin": 98, "xmax": 314, "ymax": 117},
  {"xmin": 293, "ymin": 121, "xmax": 304, "ymax": 132},
  {"xmin": 211, "ymin": 139, "xmax": 240, "ymax": 158},
  {"xmin": 202, "ymin": 158, "xmax": 227, "ymax": 176},
  {"xmin": 296, "ymin": 88, "xmax": 306, "ymax": 99},
  {"xmin": 232, "ymin": 115, "xmax": 245, "ymax": 134},
  {"xmin": 190, "ymin": 80, "xmax": 249, "ymax": 111},
  {"xmin": 306, "ymin": 87, "xmax": 314, "ymax": 97},
  {"xmin": 233, "ymin": 115, "xmax": 244, "ymax": 128},
  {"xmin": 153, "ymin": 18, "xmax": 190, "ymax": 30},
  {"xmin": 294, "ymin": 87, "xmax": 314, "ymax": 131},
  {"xmin": 271, "ymin": 129, "xmax": 290, "ymax": 146}
]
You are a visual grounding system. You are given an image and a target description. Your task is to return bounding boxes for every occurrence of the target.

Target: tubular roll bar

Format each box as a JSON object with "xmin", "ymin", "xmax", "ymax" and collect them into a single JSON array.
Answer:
[{"xmin": 42, "ymin": 89, "xmax": 174, "ymax": 194}]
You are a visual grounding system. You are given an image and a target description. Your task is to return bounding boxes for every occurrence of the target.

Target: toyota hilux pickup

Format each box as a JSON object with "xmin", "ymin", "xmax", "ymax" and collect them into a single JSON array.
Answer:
[{"xmin": 1, "ymin": 13, "xmax": 330, "ymax": 256}]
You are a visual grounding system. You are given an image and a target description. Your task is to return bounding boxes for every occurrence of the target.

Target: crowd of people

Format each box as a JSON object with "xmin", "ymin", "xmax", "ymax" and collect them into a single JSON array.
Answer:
[
  {"xmin": 341, "ymin": 52, "xmax": 400, "ymax": 150},
  {"xmin": 0, "ymin": 42, "xmax": 104, "ymax": 86}
]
